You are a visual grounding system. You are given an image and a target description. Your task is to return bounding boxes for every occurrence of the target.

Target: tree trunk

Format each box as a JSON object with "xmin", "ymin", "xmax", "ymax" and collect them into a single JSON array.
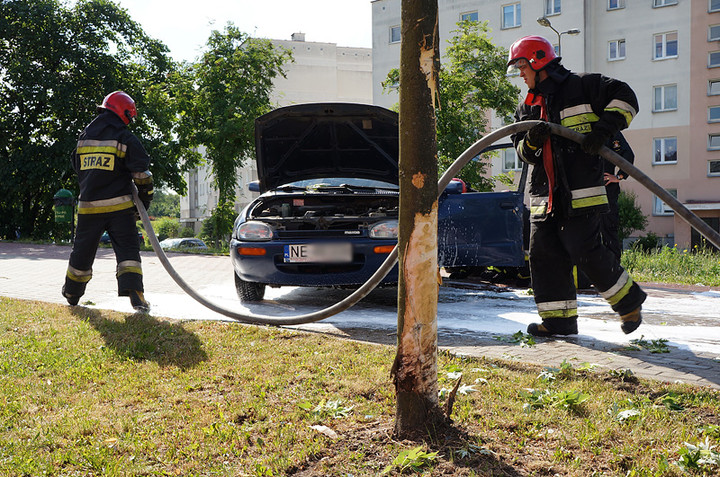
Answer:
[{"xmin": 392, "ymin": 0, "xmax": 443, "ymax": 438}]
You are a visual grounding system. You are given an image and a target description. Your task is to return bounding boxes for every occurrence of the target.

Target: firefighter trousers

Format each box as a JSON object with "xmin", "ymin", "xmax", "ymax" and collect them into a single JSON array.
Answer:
[
  {"xmin": 63, "ymin": 212, "xmax": 144, "ymax": 299},
  {"xmin": 529, "ymin": 211, "xmax": 645, "ymax": 321}
]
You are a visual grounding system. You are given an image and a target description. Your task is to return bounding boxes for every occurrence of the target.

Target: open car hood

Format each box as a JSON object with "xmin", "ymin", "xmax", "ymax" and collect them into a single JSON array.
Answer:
[{"xmin": 255, "ymin": 103, "xmax": 399, "ymax": 193}]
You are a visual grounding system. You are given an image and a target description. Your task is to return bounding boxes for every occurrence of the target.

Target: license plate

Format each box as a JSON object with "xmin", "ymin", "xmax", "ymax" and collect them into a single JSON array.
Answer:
[{"xmin": 283, "ymin": 243, "xmax": 352, "ymax": 263}]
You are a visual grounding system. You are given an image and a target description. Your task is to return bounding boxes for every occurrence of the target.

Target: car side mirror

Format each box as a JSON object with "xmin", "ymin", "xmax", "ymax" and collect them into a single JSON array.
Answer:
[{"xmin": 248, "ymin": 181, "xmax": 260, "ymax": 192}]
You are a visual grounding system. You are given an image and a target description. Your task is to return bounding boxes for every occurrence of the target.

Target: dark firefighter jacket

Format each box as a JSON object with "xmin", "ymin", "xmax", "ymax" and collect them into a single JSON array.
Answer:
[
  {"xmin": 512, "ymin": 63, "xmax": 639, "ymax": 222},
  {"xmin": 72, "ymin": 111, "xmax": 153, "ymax": 216}
]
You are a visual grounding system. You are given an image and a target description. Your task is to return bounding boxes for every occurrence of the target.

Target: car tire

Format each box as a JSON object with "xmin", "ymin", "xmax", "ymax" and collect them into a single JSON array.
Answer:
[{"xmin": 234, "ymin": 273, "xmax": 266, "ymax": 302}]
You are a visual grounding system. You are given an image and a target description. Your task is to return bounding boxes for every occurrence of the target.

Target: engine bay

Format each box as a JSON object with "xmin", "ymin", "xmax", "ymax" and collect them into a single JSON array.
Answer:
[{"xmin": 248, "ymin": 193, "xmax": 399, "ymax": 231}]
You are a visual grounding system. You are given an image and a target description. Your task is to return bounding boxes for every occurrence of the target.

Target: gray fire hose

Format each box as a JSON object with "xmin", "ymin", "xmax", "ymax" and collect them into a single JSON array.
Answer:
[{"xmin": 133, "ymin": 121, "xmax": 720, "ymax": 325}]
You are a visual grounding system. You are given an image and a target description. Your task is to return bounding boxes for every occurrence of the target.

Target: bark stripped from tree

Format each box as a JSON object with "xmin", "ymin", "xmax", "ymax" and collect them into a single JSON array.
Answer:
[{"xmin": 392, "ymin": 0, "xmax": 444, "ymax": 438}]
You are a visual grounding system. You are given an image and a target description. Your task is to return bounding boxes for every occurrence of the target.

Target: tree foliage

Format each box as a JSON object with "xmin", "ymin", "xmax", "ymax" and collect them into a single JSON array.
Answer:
[
  {"xmin": 0, "ymin": 2, "xmax": 291, "ymax": 241},
  {"xmin": 147, "ymin": 190, "xmax": 180, "ymax": 218},
  {"xmin": 618, "ymin": 190, "xmax": 648, "ymax": 241},
  {"xmin": 174, "ymin": 25, "xmax": 292, "ymax": 205},
  {"xmin": 383, "ymin": 20, "xmax": 519, "ymax": 191},
  {"xmin": 199, "ymin": 200, "xmax": 236, "ymax": 247},
  {"xmin": 0, "ymin": 0, "xmax": 196, "ymax": 240}
]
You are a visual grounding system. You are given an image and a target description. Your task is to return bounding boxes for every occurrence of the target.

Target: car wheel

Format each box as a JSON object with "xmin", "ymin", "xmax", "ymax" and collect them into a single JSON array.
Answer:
[{"xmin": 234, "ymin": 273, "xmax": 266, "ymax": 302}]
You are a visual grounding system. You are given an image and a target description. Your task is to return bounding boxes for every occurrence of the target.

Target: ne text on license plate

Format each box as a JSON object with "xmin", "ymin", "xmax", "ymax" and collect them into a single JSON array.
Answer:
[{"xmin": 284, "ymin": 243, "xmax": 352, "ymax": 263}]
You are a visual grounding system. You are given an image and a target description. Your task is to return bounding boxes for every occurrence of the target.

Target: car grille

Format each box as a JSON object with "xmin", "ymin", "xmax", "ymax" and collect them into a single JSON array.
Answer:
[{"xmin": 276, "ymin": 229, "xmax": 366, "ymax": 239}]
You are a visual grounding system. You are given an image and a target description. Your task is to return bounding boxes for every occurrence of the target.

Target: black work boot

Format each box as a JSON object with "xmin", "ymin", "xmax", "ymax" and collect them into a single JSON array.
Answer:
[
  {"xmin": 527, "ymin": 317, "xmax": 578, "ymax": 337},
  {"xmin": 61, "ymin": 286, "xmax": 80, "ymax": 306},
  {"xmin": 129, "ymin": 290, "xmax": 150, "ymax": 313},
  {"xmin": 620, "ymin": 306, "xmax": 642, "ymax": 334}
]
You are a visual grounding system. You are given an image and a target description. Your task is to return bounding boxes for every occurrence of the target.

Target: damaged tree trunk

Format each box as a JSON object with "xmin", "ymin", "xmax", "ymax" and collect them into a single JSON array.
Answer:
[{"xmin": 392, "ymin": 0, "xmax": 443, "ymax": 438}]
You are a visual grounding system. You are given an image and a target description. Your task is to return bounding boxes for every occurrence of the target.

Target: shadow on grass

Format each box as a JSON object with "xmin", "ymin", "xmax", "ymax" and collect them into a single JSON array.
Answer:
[{"xmin": 71, "ymin": 307, "xmax": 208, "ymax": 370}]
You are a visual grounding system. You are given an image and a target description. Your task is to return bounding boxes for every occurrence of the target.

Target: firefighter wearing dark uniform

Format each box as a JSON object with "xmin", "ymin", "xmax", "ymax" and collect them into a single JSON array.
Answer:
[
  {"xmin": 62, "ymin": 91, "xmax": 154, "ymax": 311},
  {"xmin": 507, "ymin": 36, "xmax": 645, "ymax": 337}
]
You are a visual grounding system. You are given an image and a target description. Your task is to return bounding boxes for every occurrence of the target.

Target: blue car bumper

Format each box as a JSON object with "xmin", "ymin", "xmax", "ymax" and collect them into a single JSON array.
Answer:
[{"xmin": 230, "ymin": 238, "xmax": 399, "ymax": 287}]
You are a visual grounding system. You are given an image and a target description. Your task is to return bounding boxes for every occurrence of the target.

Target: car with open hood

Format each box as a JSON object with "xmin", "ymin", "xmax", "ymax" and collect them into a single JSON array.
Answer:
[{"xmin": 230, "ymin": 103, "xmax": 524, "ymax": 301}]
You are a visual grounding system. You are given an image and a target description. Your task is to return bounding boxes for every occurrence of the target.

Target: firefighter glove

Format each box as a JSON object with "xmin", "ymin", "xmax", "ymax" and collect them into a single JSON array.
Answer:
[
  {"xmin": 582, "ymin": 129, "xmax": 611, "ymax": 155},
  {"xmin": 136, "ymin": 185, "xmax": 153, "ymax": 211},
  {"xmin": 525, "ymin": 122, "xmax": 551, "ymax": 149}
]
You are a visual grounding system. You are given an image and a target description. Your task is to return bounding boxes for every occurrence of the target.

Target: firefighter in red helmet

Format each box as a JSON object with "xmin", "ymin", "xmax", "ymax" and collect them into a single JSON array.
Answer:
[
  {"xmin": 508, "ymin": 36, "xmax": 646, "ymax": 337},
  {"xmin": 62, "ymin": 91, "xmax": 154, "ymax": 312}
]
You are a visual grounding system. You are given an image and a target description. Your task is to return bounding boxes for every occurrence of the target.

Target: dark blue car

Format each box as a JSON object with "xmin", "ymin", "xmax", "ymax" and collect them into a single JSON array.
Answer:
[{"xmin": 230, "ymin": 103, "xmax": 524, "ymax": 301}]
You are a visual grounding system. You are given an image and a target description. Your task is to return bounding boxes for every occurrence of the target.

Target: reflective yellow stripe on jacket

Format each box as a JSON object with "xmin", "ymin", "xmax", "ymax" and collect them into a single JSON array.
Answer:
[
  {"xmin": 605, "ymin": 99, "xmax": 637, "ymax": 128},
  {"xmin": 76, "ymin": 139, "xmax": 128, "ymax": 158},
  {"xmin": 560, "ymin": 104, "xmax": 598, "ymax": 134},
  {"xmin": 77, "ymin": 195, "xmax": 135, "ymax": 215},
  {"xmin": 570, "ymin": 186, "xmax": 608, "ymax": 210},
  {"xmin": 529, "ymin": 196, "xmax": 548, "ymax": 217}
]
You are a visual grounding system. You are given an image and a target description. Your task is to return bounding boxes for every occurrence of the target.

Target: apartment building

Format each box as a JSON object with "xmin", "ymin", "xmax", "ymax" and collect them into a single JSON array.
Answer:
[
  {"xmin": 179, "ymin": 33, "xmax": 373, "ymax": 233},
  {"xmin": 371, "ymin": 0, "xmax": 720, "ymax": 249}
]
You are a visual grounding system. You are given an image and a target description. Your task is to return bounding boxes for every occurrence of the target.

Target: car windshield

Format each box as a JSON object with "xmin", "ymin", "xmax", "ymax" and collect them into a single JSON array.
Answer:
[{"xmin": 280, "ymin": 177, "xmax": 398, "ymax": 190}]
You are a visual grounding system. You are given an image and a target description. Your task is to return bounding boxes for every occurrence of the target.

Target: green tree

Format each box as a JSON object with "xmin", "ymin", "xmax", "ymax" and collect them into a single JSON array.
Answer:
[
  {"xmin": 199, "ymin": 200, "xmax": 236, "ymax": 248},
  {"xmin": 175, "ymin": 24, "xmax": 292, "ymax": 207},
  {"xmin": 618, "ymin": 190, "xmax": 648, "ymax": 241},
  {"xmin": 147, "ymin": 190, "xmax": 180, "ymax": 218},
  {"xmin": 0, "ymin": 0, "xmax": 197, "ymax": 240},
  {"xmin": 383, "ymin": 20, "xmax": 520, "ymax": 191}
]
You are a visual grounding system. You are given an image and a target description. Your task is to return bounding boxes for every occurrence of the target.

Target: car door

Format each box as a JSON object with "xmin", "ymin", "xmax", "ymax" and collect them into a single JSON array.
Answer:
[{"xmin": 438, "ymin": 190, "xmax": 525, "ymax": 268}]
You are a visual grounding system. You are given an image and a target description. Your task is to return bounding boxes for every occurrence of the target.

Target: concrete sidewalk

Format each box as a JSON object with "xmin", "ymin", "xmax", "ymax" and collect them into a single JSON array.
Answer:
[{"xmin": 1, "ymin": 241, "xmax": 719, "ymax": 389}]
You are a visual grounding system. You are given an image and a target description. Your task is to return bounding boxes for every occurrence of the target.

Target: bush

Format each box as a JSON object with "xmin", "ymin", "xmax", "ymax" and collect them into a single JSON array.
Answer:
[
  {"xmin": 179, "ymin": 226, "xmax": 195, "ymax": 238},
  {"xmin": 152, "ymin": 217, "xmax": 180, "ymax": 242},
  {"xmin": 618, "ymin": 190, "xmax": 648, "ymax": 241},
  {"xmin": 200, "ymin": 201, "xmax": 235, "ymax": 248},
  {"xmin": 631, "ymin": 232, "xmax": 660, "ymax": 252}
]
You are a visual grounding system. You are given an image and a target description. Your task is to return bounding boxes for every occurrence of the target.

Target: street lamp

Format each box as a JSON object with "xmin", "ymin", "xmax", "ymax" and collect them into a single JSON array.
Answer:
[{"xmin": 536, "ymin": 16, "xmax": 580, "ymax": 56}]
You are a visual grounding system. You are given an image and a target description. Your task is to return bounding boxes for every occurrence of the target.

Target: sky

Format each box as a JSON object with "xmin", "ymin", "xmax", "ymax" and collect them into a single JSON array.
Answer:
[{"xmin": 108, "ymin": 0, "xmax": 373, "ymax": 62}]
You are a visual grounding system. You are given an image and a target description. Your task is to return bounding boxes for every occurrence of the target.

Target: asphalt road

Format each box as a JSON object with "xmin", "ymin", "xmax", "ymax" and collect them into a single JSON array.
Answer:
[{"xmin": 1, "ymin": 242, "xmax": 719, "ymax": 389}]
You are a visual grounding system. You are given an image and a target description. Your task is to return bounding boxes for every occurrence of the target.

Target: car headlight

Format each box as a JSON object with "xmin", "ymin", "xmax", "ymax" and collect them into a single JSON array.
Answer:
[
  {"xmin": 236, "ymin": 221, "xmax": 273, "ymax": 241},
  {"xmin": 369, "ymin": 220, "xmax": 398, "ymax": 239}
]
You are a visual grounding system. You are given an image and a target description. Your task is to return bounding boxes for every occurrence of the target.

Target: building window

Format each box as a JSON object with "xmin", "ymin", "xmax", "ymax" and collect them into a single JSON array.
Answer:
[
  {"xmin": 654, "ymin": 189, "xmax": 677, "ymax": 216},
  {"xmin": 710, "ymin": 80, "xmax": 720, "ymax": 95},
  {"xmin": 461, "ymin": 11, "xmax": 479, "ymax": 22},
  {"xmin": 709, "ymin": 160, "xmax": 720, "ymax": 176},
  {"xmin": 545, "ymin": 0, "xmax": 561, "ymax": 16},
  {"xmin": 608, "ymin": 0, "xmax": 625, "ymax": 9},
  {"xmin": 503, "ymin": 149, "xmax": 521, "ymax": 171},
  {"xmin": 653, "ymin": 84, "xmax": 677, "ymax": 112},
  {"xmin": 710, "ymin": 51, "xmax": 720, "ymax": 68},
  {"xmin": 710, "ymin": 106, "xmax": 720, "ymax": 122},
  {"xmin": 502, "ymin": 3, "xmax": 522, "ymax": 29},
  {"xmin": 712, "ymin": 0, "xmax": 720, "ymax": 13},
  {"xmin": 608, "ymin": 39, "xmax": 626, "ymax": 60},
  {"xmin": 709, "ymin": 134, "xmax": 720, "ymax": 150},
  {"xmin": 653, "ymin": 137, "xmax": 678, "ymax": 164},
  {"xmin": 653, "ymin": 0, "xmax": 678, "ymax": 6},
  {"xmin": 390, "ymin": 26, "xmax": 401, "ymax": 44},
  {"xmin": 654, "ymin": 32, "xmax": 678, "ymax": 60},
  {"xmin": 710, "ymin": 25, "xmax": 720, "ymax": 41}
]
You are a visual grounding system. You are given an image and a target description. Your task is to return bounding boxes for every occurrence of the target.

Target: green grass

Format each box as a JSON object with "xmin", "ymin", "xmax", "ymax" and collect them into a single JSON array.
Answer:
[
  {"xmin": 1, "ymin": 298, "xmax": 720, "ymax": 476},
  {"xmin": 622, "ymin": 246, "xmax": 720, "ymax": 287}
]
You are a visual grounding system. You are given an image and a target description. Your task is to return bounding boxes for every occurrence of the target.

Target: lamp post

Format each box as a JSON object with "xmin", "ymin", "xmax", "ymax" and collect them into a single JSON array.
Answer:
[{"xmin": 536, "ymin": 16, "xmax": 580, "ymax": 56}]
